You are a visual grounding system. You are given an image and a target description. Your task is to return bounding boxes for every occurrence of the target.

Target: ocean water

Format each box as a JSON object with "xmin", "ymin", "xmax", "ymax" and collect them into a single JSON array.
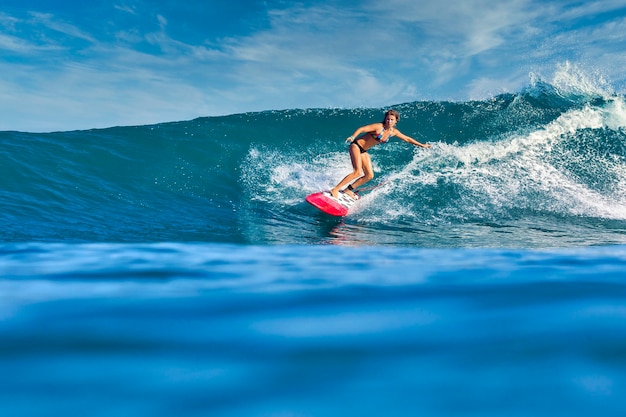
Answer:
[{"xmin": 2, "ymin": 73, "xmax": 626, "ymax": 416}]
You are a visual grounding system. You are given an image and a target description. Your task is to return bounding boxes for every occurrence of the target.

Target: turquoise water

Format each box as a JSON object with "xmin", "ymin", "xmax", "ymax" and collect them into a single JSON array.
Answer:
[
  {"xmin": 2, "ymin": 82, "xmax": 625, "ymax": 246},
  {"xmin": 1, "ymin": 78, "xmax": 626, "ymax": 416}
]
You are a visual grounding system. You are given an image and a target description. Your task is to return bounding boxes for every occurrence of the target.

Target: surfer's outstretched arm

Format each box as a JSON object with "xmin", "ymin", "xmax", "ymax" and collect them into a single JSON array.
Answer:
[{"xmin": 395, "ymin": 130, "xmax": 431, "ymax": 148}]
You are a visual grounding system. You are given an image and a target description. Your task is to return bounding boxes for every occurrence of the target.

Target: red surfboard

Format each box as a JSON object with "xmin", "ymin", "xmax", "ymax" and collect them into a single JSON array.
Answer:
[{"xmin": 305, "ymin": 191, "xmax": 359, "ymax": 216}]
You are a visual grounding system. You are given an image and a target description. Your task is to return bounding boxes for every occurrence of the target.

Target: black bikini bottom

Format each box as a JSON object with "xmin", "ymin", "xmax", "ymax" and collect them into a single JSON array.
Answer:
[{"xmin": 351, "ymin": 141, "xmax": 367, "ymax": 153}]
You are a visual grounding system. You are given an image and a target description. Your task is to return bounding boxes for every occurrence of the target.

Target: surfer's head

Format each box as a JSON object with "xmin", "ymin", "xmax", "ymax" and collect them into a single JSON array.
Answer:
[{"xmin": 383, "ymin": 110, "xmax": 400, "ymax": 126}]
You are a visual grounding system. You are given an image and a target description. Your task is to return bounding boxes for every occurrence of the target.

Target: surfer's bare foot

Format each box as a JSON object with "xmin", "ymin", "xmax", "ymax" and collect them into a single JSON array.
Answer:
[
  {"xmin": 343, "ymin": 189, "xmax": 357, "ymax": 199},
  {"xmin": 330, "ymin": 188, "xmax": 339, "ymax": 199}
]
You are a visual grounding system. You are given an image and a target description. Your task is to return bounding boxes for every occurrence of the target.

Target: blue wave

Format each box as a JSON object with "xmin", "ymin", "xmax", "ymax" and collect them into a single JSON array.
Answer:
[{"xmin": 1, "ymin": 83, "xmax": 625, "ymax": 246}]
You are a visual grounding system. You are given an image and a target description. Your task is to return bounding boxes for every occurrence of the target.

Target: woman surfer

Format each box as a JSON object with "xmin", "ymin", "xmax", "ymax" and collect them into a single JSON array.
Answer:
[{"xmin": 330, "ymin": 109, "xmax": 431, "ymax": 199}]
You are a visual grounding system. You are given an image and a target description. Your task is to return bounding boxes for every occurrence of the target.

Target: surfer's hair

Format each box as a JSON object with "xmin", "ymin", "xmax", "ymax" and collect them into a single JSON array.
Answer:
[{"xmin": 383, "ymin": 109, "xmax": 400, "ymax": 123}]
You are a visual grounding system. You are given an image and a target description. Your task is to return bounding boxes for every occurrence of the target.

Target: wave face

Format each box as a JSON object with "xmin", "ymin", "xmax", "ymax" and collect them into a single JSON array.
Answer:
[{"xmin": 2, "ymin": 79, "xmax": 626, "ymax": 247}]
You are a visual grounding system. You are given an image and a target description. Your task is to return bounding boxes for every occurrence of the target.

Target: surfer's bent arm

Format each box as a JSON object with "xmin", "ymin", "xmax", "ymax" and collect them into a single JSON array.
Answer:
[
  {"xmin": 345, "ymin": 123, "xmax": 381, "ymax": 142},
  {"xmin": 395, "ymin": 130, "xmax": 431, "ymax": 148}
]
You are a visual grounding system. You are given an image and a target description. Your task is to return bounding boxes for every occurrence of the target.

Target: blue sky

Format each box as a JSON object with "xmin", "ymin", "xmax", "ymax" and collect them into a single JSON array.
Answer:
[{"xmin": 2, "ymin": 0, "xmax": 626, "ymax": 132}]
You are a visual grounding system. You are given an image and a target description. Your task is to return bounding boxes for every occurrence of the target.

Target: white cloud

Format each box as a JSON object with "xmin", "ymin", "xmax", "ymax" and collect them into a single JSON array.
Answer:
[
  {"xmin": 555, "ymin": 0, "xmax": 626, "ymax": 20},
  {"xmin": 29, "ymin": 12, "xmax": 96, "ymax": 43},
  {"xmin": 114, "ymin": 4, "xmax": 137, "ymax": 15},
  {"xmin": 365, "ymin": 0, "xmax": 540, "ymax": 55},
  {"xmin": 0, "ymin": 12, "xmax": 19, "ymax": 30},
  {"xmin": 0, "ymin": 33, "xmax": 42, "ymax": 53},
  {"xmin": 1, "ymin": 0, "xmax": 626, "ymax": 131}
]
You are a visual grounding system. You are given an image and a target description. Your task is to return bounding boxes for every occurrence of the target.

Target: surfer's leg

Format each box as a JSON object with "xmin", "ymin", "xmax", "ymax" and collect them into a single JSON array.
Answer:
[
  {"xmin": 348, "ymin": 153, "xmax": 374, "ymax": 191},
  {"xmin": 330, "ymin": 144, "xmax": 363, "ymax": 198}
]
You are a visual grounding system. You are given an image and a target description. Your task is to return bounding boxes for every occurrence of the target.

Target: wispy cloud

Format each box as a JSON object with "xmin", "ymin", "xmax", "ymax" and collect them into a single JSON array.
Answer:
[
  {"xmin": 1, "ymin": 0, "xmax": 626, "ymax": 131},
  {"xmin": 0, "ymin": 33, "xmax": 51, "ymax": 54},
  {"xmin": 114, "ymin": 3, "xmax": 138, "ymax": 15},
  {"xmin": 28, "ymin": 12, "xmax": 96, "ymax": 43},
  {"xmin": 554, "ymin": 0, "xmax": 626, "ymax": 20}
]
